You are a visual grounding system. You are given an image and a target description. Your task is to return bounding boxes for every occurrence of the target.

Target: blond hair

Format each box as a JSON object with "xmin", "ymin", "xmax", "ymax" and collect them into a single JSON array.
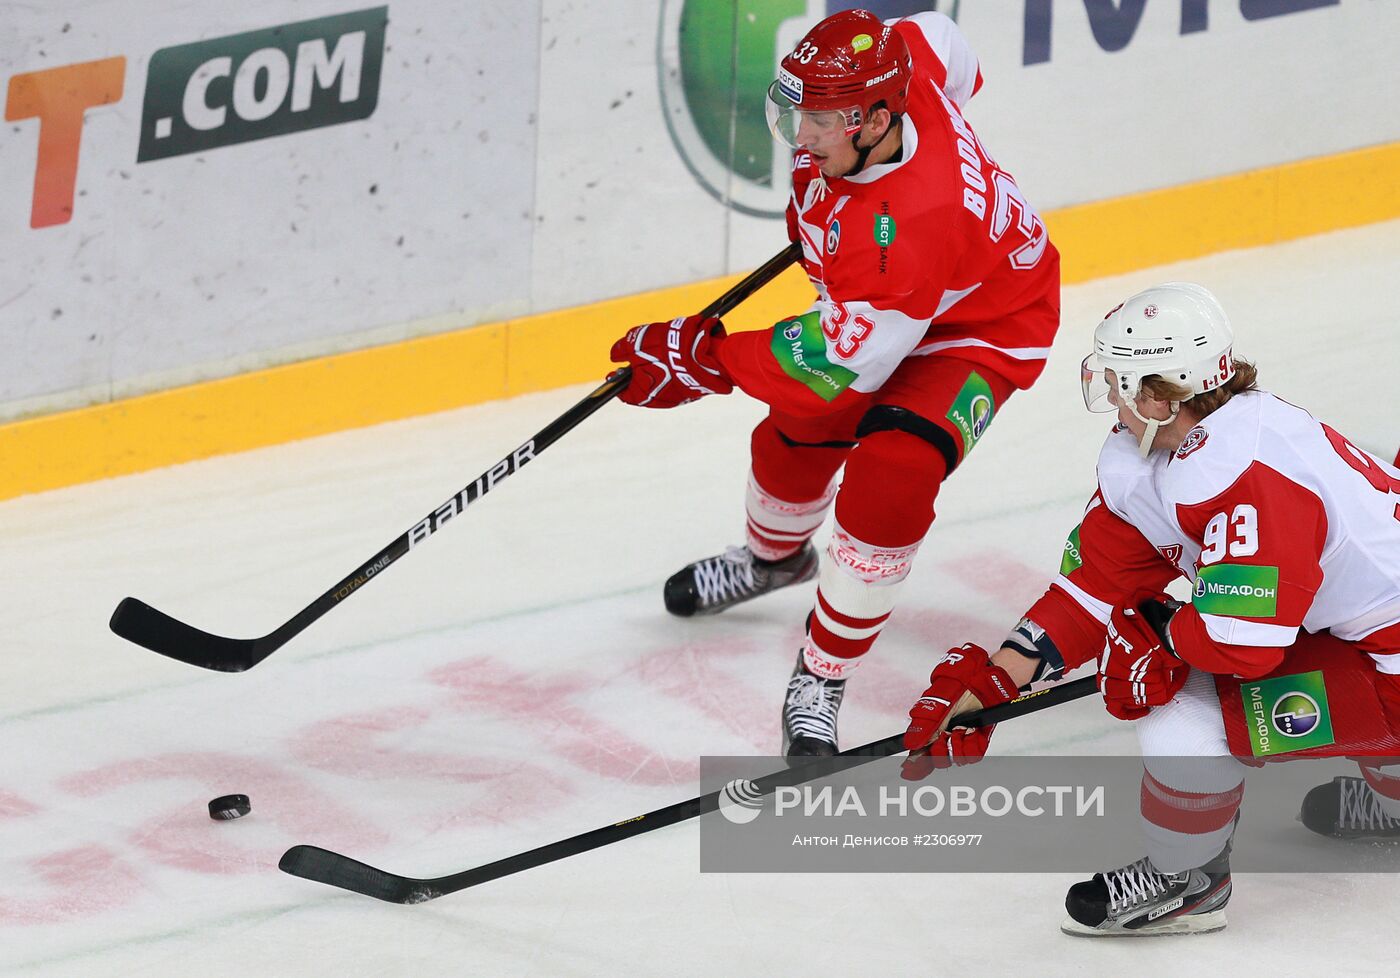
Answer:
[{"xmin": 1140, "ymin": 359, "xmax": 1259, "ymax": 419}]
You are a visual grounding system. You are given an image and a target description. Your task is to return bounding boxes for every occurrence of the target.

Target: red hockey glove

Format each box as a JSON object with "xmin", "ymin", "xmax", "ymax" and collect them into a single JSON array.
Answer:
[
  {"xmin": 608, "ymin": 314, "xmax": 733, "ymax": 409},
  {"xmin": 1098, "ymin": 594, "xmax": 1188, "ymax": 721},
  {"xmin": 901, "ymin": 644, "xmax": 1017, "ymax": 780}
]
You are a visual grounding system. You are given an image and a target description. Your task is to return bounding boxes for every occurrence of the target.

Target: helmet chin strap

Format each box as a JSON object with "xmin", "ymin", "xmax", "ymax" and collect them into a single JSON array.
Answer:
[
  {"xmin": 847, "ymin": 115, "xmax": 900, "ymax": 177},
  {"xmin": 1126, "ymin": 399, "xmax": 1180, "ymax": 459}
]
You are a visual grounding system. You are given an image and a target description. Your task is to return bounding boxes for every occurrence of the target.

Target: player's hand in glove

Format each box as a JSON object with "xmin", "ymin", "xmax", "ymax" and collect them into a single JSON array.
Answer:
[
  {"xmin": 1099, "ymin": 594, "xmax": 1188, "ymax": 721},
  {"xmin": 608, "ymin": 314, "xmax": 733, "ymax": 408},
  {"xmin": 901, "ymin": 644, "xmax": 1018, "ymax": 780}
]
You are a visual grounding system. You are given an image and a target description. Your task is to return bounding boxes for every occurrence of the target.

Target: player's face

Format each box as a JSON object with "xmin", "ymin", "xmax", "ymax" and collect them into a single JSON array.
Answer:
[
  {"xmin": 795, "ymin": 110, "xmax": 861, "ymax": 177},
  {"xmin": 799, "ymin": 109, "xmax": 895, "ymax": 179},
  {"xmin": 1105, "ymin": 370, "xmax": 1176, "ymax": 446}
]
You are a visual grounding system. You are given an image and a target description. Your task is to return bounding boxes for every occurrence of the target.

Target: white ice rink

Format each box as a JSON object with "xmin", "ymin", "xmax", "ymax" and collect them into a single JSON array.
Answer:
[{"xmin": 5, "ymin": 221, "xmax": 1400, "ymax": 976}]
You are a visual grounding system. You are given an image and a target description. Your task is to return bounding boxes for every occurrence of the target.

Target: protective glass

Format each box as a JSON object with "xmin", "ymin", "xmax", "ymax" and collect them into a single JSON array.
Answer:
[
  {"xmin": 765, "ymin": 81, "xmax": 861, "ymax": 149},
  {"xmin": 1080, "ymin": 355, "xmax": 1130, "ymax": 413}
]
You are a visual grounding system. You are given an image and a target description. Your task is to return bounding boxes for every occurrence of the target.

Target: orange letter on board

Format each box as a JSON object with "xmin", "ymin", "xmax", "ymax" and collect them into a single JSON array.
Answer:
[{"xmin": 5, "ymin": 57, "xmax": 126, "ymax": 228}]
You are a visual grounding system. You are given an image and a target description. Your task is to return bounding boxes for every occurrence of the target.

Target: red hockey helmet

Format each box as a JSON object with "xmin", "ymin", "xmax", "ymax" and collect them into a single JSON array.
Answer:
[{"xmin": 765, "ymin": 10, "xmax": 912, "ymax": 150}]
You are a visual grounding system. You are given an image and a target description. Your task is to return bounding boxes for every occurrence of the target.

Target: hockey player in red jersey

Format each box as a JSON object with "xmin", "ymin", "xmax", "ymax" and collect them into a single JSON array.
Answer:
[
  {"xmin": 609, "ymin": 10, "xmax": 1060, "ymax": 757},
  {"xmin": 903, "ymin": 282, "xmax": 1400, "ymax": 935}
]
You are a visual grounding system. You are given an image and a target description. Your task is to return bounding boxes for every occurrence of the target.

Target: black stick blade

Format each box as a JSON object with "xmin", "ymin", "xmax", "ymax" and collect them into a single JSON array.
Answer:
[
  {"xmin": 279, "ymin": 845, "xmax": 440, "ymax": 904},
  {"xmin": 109, "ymin": 597, "xmax": 261, "ymax": 673}
]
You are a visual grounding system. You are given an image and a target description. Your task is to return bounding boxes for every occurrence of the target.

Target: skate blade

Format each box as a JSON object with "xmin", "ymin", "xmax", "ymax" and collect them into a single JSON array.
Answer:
[{"xmin": 1060, "ymin": 909, "xmax": 1227, "ymax": 937}]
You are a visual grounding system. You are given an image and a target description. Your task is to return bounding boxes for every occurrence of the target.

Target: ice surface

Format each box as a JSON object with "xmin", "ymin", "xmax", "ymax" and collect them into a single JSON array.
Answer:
[{"xmin": 3, "ymin": 221, "xmax": 1399, "ymax": 976}]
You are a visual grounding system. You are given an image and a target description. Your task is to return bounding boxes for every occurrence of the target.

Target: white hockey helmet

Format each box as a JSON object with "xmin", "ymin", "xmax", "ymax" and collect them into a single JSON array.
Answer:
[{"xmin": 1081, "ymin": 283, "xmax": 1235, "ymax": 455}]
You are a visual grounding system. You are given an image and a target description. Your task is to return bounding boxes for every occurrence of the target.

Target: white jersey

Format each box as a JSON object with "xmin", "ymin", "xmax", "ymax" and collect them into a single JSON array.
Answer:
[{"xmin": 1088, "ymin": 391, "xmax": 1400, "ymax": 670}]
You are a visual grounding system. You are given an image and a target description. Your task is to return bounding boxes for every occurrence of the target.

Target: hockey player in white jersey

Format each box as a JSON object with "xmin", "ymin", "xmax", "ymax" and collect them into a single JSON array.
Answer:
[{"xmin": 902, "ymin": 283, "xmax": 1400, "ymax": 935}]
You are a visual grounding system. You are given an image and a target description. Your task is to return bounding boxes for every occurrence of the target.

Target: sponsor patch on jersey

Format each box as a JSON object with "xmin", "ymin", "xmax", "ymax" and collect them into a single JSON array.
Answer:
[
  {"xmin": 825, "ymin": 219, "xmax": 841, "ymax": 256},
  {"xmin": 770, "ymin": 311, "xmax": 857, "ymax": 402},
  {"xmin": 1239, "ymin": 671, "xmax": 1335, "ymax": 757},
  {"xmin": 873, "ymin": 213, "xmax": 897, "ymax": 247},
  {"xmin": 945, "ymin": 371, "xmax": 996, "ymax": 455},
  {"xmin": 1176, "ymin": 427, "xmax": 1209, "ymax": 460},
  {"xmin": 1192, "ymin": 563, "xmax": 1279, "ymax": 617},
  {"xmin": 1059, "ymin": 525, "xmax": 1084, "ymax": 577}
]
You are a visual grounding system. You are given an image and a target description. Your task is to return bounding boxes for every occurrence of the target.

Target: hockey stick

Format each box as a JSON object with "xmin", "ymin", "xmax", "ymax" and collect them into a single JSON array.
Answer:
[
  {"xmin": 279, "ymin": 674, "xmax": 1098, "ymax": 903},
  {"xmin": 109, "ymin": 242, "xmax": 803, "ymax": 673}
]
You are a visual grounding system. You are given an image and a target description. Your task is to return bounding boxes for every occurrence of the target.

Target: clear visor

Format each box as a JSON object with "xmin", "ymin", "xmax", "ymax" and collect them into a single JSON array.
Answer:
[
  {"xmin": 764, "ymin": 80, "xmax": 862, "ymax": 149},
  {"xmin": 1080, "ymin": 355, "xmax": 1131, "ymax": 413}
]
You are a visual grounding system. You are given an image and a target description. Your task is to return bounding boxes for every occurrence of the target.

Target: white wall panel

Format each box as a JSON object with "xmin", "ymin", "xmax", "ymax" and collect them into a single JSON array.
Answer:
[
  {"xmin": 0, "ymin": 2, "xmax": 541, "ymax": 418},
  {"xmin": 3, "ymin": 1, "xmax": 1396, "ymax": 421}
]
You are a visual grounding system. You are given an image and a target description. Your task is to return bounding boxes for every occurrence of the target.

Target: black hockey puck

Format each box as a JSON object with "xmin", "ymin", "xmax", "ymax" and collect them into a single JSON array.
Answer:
[{"xmin": 208, "ymin": 794, "xmax": 251, "ymax": 821}]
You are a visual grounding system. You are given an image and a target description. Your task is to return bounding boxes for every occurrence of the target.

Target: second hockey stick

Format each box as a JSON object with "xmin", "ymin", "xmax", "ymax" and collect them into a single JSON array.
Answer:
[
  {"xmin": 110, "ymin": 242, "xmax": 803, "ymax": 672},
  {"xmin": 278, "ymin": 674, "xmax": 1098, "ymax": 903}
]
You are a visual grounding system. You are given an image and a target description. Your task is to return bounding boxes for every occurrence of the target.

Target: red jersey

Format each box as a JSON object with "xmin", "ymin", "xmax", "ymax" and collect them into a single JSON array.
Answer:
[{"xmin": 716, "ymin": 12, "xmax": 1061, "ymax": 417}]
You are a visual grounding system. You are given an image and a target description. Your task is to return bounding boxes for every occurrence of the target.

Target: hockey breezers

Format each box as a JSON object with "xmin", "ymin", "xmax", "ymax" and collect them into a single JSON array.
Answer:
[
  {"xmin": 278, "ymin": 675, "xmax": 1098, "ymax": 903},
  {"xmin": 108, "ymin": 242, "xmax": 803, "ymax": 672}
]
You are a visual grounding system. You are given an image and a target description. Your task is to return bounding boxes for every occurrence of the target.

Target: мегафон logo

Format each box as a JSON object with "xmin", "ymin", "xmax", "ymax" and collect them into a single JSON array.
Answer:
[{"xmin": 1272, "ymin": 692, "xmax": 1321, "ymax": 737}]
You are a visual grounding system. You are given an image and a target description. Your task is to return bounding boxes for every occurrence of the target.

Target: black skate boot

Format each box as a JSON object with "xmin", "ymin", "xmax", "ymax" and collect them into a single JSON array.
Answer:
[
  {"xmin": 664, "ymin": 544, "xmax": 818, "ymax": 617},
  {"xmin": 1061, "ymin": 847, "xmax": 1232, "ymax": 936},
  {"xmin": 1300, "ymin": 776, "xmax": 1400, "ymax": 841},
  {"xmin": 781, "ymin": 651, "xmax": 847, "ymax": 759}
]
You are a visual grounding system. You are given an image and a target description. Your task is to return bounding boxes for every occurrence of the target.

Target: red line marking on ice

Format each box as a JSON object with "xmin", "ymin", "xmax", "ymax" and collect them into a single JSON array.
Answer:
[
  {"xmin": 430, "ymin": 657, "xmax": 699, "ymax": 785},
  {"xmin": 625, "ymin": 635, "xmax": 781, "ymax": 753},
  {"xmin": 949, "ymin": 550, "xmax": 1052, "ymax": 607},
  {"xmin": 285, "ymin": 702, "xmax": 578, "ymax": 828},
  {"xmin": 0, "ymin": 789, "xmax": 41, "ymax": 819},
  {"xmin": 53, "ymin": 751, "xmax": 389, "ymax": 876},
  {"xmin": 0, "ymin": 845, "xmax": 143, "ymax": 925}
]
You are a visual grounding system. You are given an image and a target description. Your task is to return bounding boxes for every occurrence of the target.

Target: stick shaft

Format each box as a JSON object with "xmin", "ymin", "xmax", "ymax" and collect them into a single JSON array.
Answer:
[
  {"xmin": 280, "ymin": 675, "xmax": 1098, "ymax": 902},
  {"xmin": 112, "ymin": 243, "xmax": 803, "ymax": 671}
]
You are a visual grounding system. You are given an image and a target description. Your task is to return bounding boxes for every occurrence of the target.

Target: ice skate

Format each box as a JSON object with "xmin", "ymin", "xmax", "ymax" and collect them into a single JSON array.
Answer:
[
  {"xmin": 1061, "ymin": 852, "xmax": 1231, "ymax": 936},
  {"xmin": 664, "ymin": 543, "xmax": 817, "ymax": 617},
  {"xmin": 781, "ymin": 651, "xmax": 846, "ymax": 758},
  {"xmin": 1299, "ymin": 776, "xmax": 1400, "ymax": 841}
]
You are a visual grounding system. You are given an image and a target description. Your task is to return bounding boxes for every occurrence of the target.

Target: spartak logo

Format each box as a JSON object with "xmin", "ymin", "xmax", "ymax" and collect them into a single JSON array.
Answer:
[
  {"xmin": 1176, "ymin": 427, "xmax": 1209, "ymax": 460},
  {"xmin": 1157, "ymin": 544, "xmax": 1183, "ymax": 566}
]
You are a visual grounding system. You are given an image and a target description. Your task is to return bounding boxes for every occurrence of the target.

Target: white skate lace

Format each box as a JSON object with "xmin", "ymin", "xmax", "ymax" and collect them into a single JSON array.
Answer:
[
  {"xmin": 786, "ymin": 673, "xmax": 839, "ymax": 743},
  {"xmin": 693, "ymin": 547, "xmax": 758, "ymax": 607},
  {"xmin": 1103, "ymin": 858, "xmax": 1171, "ymax": 912},
  {"xmin": 1341, "ymin": 778, "xmax": 1400, "ymax": 831}
]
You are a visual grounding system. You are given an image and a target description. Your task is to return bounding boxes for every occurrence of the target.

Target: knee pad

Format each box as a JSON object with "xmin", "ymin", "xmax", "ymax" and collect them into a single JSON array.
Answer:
[
  {"xmin": 837, "ymin": 427, "xmax": 950, "ymax": 546},
  {"xmin": 1137, "ymin": 670, "xmax": 1237, "ymax": 762},
  {"xmin": 856, "ymin": 404, "xmax": 962, "ymax": 475},
  {"xmin": 750, "ymin": 418, "xmax": 852, "ymax": 504}
]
